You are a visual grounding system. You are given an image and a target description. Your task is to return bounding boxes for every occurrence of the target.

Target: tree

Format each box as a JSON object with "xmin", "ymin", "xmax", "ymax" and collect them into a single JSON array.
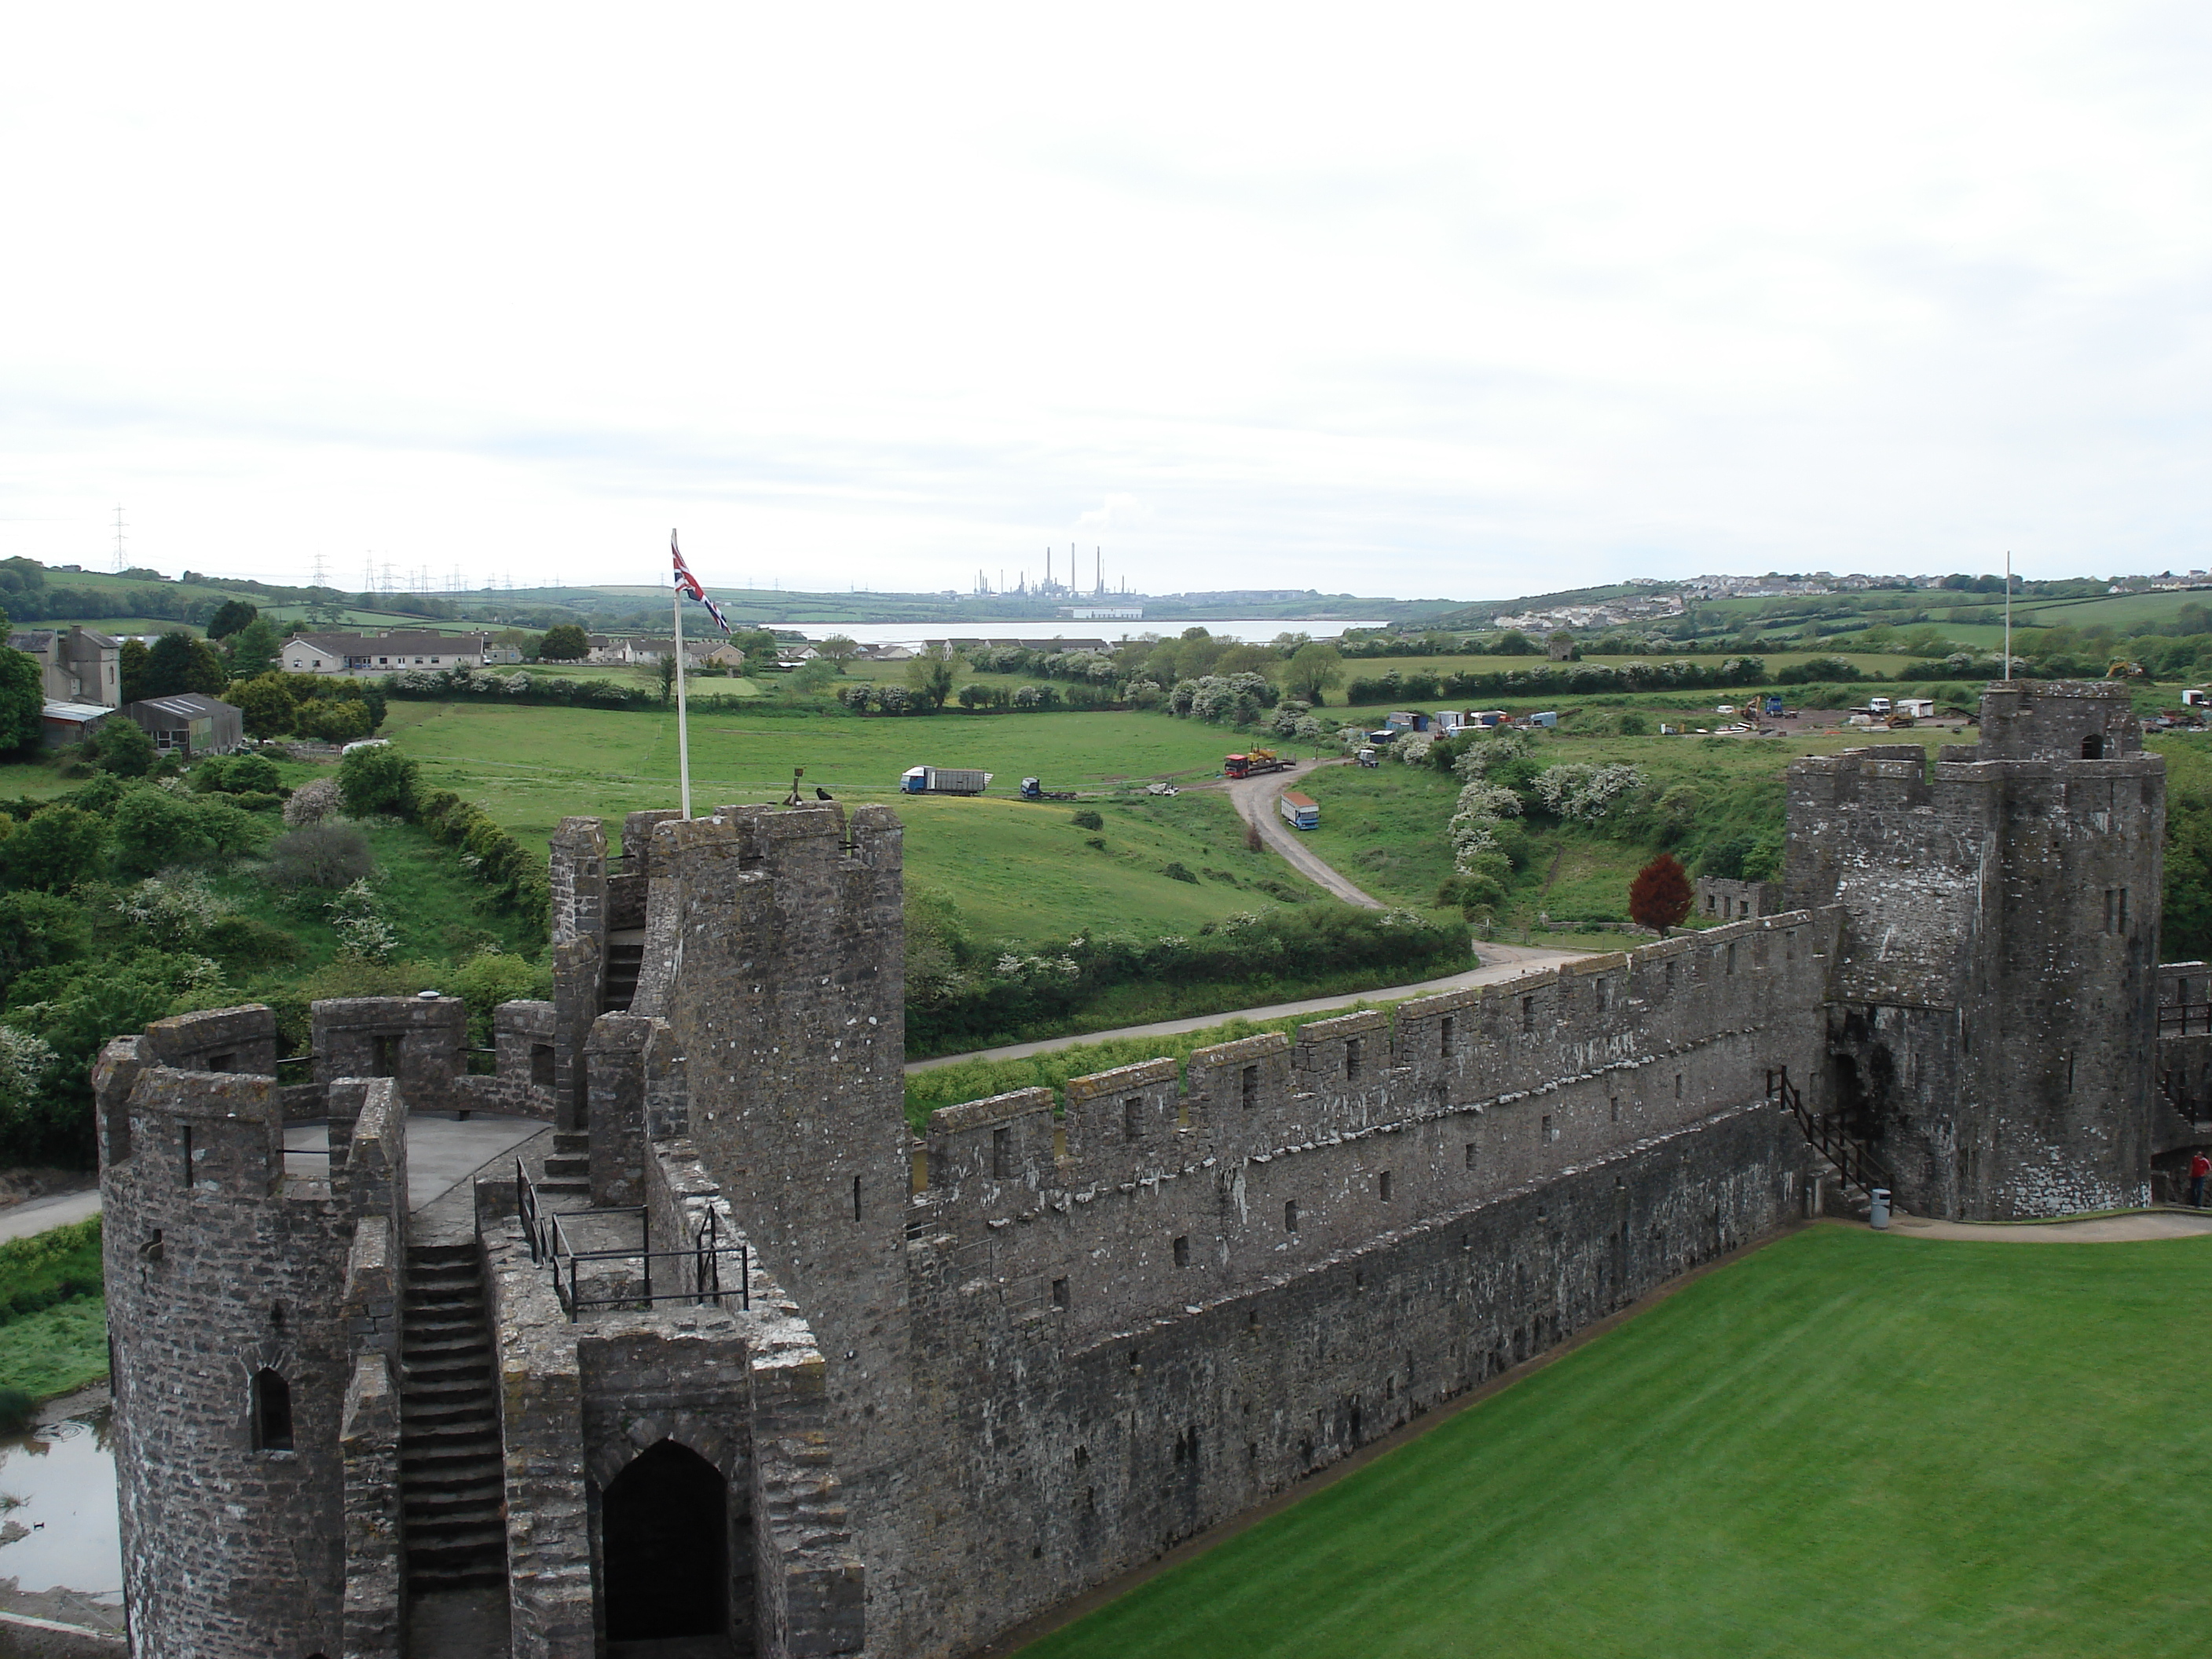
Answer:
[
  {"xmin": 654, "ymin": 654, "xmax": 678, "ymax": 705},
  {"xmin": 296, "ymin": 698, "xmax": 372, "ymax": 743},
  {"xmin": 228, "ymin": 674, "xmax": 297, "ymax": 738},
  {"xmin": 817, "ymin": 635, "xmax": 860, "ymax": 671},
  {"xmin": 540, "ymin": 624, "xmax": 588, "ymax": 661},
  {"xmin": 143, "ymin": 630, "xmax": 228, "ymax": 698},
  {"xmin": 338, "ymin": 743, "xmax": 420, "ymax": 819},
  {"xmin": 0, "ymin": 805, "xmax": 107, "ymax": 892},
  {"xmin": 205, "ymin": 599, "xmax": 258, "ymax": 640},
  {"xmin": 1628, "ymin": 853, "xmax": 1693, "ymax": 936},
  {"xmin": 905, "ymin": 643, "xmax": 960, "ymax": 711},
  {"xmin": 225, "ymin": 617, "xmax": 281, "ymax": 679},
  {"xmin": 119, "ymin": 638, "xmax": 150, "ymax": 704},
  {"xmin": 93, "ymin": 717, "xmax": 156, "ymax": 778},
  {"xmin": 0, "ymin": 633, "xmax": 39, "ymax": 753},
  {"xmin": 1281, "ymin": 642, "xmax": 1345, "ymax": 705}
]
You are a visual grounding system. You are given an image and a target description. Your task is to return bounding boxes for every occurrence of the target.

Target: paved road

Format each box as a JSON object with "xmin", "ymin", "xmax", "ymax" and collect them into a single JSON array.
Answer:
[
  {"xmin": 0, "ymin": 1188, "xmax": 101, "ymax": 1245},
  {"xmin": 1220, "ymin": 758, "xmax": 1384, "ymax": 908},
  {"xmin": 906, "ymin": 940, "xmax": 1595, "ymax": 1074}
]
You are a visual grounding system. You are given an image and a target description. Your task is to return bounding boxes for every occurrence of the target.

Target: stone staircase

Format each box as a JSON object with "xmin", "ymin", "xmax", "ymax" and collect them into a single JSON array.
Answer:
[
  {"xmin": 538, "ymin": 1132, "xmax": 591, "ymax": 1199},
  {"xmin": 401, "ymin": 1241, "xmax": 507, "ymax": 1595},
  {"xmin": 602, "ymin": 930, "xmax": 646, "ymax": 1013}
]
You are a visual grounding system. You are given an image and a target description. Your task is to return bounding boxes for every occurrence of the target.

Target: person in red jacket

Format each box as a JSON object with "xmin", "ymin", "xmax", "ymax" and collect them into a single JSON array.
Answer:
[{"xmin": 2189, "ymin": 1152, "xmax": 2210, "ymax": 1209}]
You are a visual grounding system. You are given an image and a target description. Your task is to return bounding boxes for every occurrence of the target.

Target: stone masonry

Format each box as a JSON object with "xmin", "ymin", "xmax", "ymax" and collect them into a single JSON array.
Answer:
[{"xmin": 97, "ymin": 680, "xmax": 2201, "ymax": 1657}]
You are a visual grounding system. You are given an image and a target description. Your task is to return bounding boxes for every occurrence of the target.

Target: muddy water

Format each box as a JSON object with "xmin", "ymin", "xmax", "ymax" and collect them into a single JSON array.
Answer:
[{"xmin": 0, "ymin": 1409, "xmax": 121, "ymax": 1596}]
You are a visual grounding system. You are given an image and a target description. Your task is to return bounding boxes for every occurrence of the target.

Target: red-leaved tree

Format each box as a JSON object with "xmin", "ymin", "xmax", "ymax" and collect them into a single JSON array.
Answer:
[{"xmin": 1628, "ymin": 852, "xmax": 1693, "ymax": 936}]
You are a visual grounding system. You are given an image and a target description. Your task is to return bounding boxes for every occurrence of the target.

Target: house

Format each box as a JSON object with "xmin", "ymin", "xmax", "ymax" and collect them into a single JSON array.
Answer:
[
  {"xmin": 9, "ymin": 624, "xmax": 123, "ymax": 707},
  {"xmin": 863, "ymin": 643, "xmax": 916, "ymax": 662},
  {"xmin": 279, "ymin": 632, "xmax": 492, "ymax": 676},
  {"xmin": 700, "ymin": 643, "xmax": 747, "ymax": 671},
  {"xmin": 122, "ymin": 694, "xmax": 244, "ymax": 756},
  {"xmin": 484, "ymin": 645, "xmax": 525, "ymax": 665}
]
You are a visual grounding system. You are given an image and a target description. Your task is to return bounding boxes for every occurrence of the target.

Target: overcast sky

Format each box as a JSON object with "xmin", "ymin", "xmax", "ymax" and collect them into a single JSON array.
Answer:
[{"xmin": 4, "ymin": 2, "xmax": 2208, "ymax": 600}]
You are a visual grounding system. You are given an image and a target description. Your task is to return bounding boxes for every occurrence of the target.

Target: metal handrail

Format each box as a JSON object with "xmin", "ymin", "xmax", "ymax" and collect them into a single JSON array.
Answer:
[
  {"xmin": 513, "ymin": 1159, "xmax": 748, "ymax": 1322},
  {"xmin": 1768, "ymin": 1067, "xmax": 1897, "ymax": 1195}
]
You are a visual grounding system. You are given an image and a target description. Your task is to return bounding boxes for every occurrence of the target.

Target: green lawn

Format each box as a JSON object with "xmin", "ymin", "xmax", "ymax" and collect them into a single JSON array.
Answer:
[
  {"xmin": 0, "ymin": 1299, "xmax": 108, "ymax": 1401},
  {"xmin": 1026, "ymin": 1226, "xmax": 2212, "ymax": 1659},
  {"xmin": 375, "ymin": 701, "xmax": 1318, "ymax": 940}
]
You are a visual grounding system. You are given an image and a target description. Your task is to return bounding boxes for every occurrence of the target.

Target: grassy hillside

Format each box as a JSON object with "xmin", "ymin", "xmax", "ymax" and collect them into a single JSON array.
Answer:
[
  {"xmin": 375, "ymin": 701, "xmax": 1313, "ymax": 940},
  {"xmin": 1024, "ymin": 1227, "xmax": 2212, "ymax": 1659}
]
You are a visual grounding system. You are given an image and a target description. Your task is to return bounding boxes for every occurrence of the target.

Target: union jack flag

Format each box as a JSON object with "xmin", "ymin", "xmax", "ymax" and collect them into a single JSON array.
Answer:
[
  {"xmin": 671, "ymin": 531, "xmax": 733, "ymax": 633},
  {"xmin": 672, "ymin": 530, "xmax": 705, "ymax": 602}
]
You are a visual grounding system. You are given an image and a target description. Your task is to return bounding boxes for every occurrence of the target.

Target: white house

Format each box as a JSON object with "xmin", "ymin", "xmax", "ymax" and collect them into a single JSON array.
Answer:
[{"xmin": 280, "ymin": 632, "xmax": 493, "ymax": 676}]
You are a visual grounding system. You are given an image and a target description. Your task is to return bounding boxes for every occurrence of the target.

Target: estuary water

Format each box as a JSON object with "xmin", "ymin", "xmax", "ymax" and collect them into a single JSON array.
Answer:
[{"xmin": 786, "ymin": 619, "xmax": 1385, "ymax": 646}]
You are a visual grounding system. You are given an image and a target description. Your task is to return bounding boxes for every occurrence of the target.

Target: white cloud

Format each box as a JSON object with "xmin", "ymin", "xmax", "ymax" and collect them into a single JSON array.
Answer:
[{"xmin": 3, "ymin": 0, "xmax": 2209, "ymax": 595}]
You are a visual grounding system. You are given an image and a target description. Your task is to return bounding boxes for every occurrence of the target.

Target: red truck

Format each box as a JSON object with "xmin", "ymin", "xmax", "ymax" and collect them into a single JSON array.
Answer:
[{"xmin": 1223, "ymin": 748, "xmax": 1295, "ymax": 779}]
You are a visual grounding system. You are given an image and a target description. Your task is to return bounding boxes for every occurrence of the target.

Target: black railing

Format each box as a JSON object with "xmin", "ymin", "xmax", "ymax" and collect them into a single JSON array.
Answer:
[
  {"xmin": 2160, "ymin": 1002, "xmax": 2212, "ymax": 1037},
  {"xmin": 515, "ymin": 1159, "xmax": 749, "ymax": 1323},
  {"xmin": 1768, "ymin": 1067, "xmax": 1896, "ymax": 1196}
]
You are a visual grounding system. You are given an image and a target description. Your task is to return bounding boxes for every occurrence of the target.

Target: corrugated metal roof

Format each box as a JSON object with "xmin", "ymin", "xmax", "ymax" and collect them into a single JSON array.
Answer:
[
  {"xmin": 128, "ymin": 694, "xmax": 228, "ymax": 718},
  {"xmin": 41, "ymin": 701, "xmax": 114, "ymax": 720}
]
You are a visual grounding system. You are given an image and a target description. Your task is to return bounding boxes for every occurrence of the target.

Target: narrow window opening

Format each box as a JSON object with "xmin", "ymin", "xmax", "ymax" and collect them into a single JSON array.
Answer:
[
  {"xmin": 1542, "ymin": 1114, "xmax": 1555, "ymax": 1144},
  {"xmin": 206, "ymin": 1053, "xmax": 234, "ymax": 1074},
  {"xmin": 529, "ymin": 1043, "xmax": 555, "ymax": 1088},
  {"xmin": 992, "ymin": 1127, "xmax": 1013, "ymax": 1178},
  {"xmin": 1345, "ymin": 1038, "xmax": 1363, "ymax": 1080},
  {"xmin": 1123, "ymin": 1097, "xmax": 1144, "ymax": 1141},
  {"xmin": 1284, "ymin": 1199, "xmax": 1300, "ymax": 1232},
  {"xmin": 1520, "ymin": 997, "xmax": 1534, "ymax": 1032},
  {"xmin": 2119, "ymin": 888, "xmax": 2129, "ymax": 931},
  {"xmin": 1610, "ymin": 1097, "xmax": 1620, "ymax": 1123},
  {"xmin": 851, "ymin": 1174, "xmax": 863, "ymax": 1221},
  {"xmin": 1726, "ymin": 943, "xmax": 1738, "ymax": 975},
  {"xmin": 2067, "ymin": 1053, "xmax": 2075, "ymax": 1093},
  {"xmin": 2082, "ymin": 733, "xmax": 2104, "ymax": 760},
  {"xmin": 1051, "ymin": 1277, "xmax": 1069, "ymax": 1309},
  {"xmin": 1240, "ymin": 1064, "xmax": 1258, "ymax": 1107},
  {"xmin": 370, "ymin": 1033, "xmax": 401, "ymax": 1079},
  {"xmin": 910, "ymin": 1149, "xmax": 929, "ymax": 1194},
  {"xmin": 1664, "ymin": 960, "xmax": 1677, "ymax": 991},
  {"xmin": 1440, "ymin": 1016, "xmax": 1456, "ymax": 1059},
  {"xmin": 1596, "ymin": 979, "xmax": 1610, "ymax": 1011},
  {"xmin": 1675, "ymin": 1073, "xmax": 1683, "ymax": 1100},
  {"xmin": 1173, "ymin": 1235, "xmax": 1191, "ymax": 1268},
  {"xmin": 180, "ymin": 1124, "xmax": 194, "ymax": 1188},
  {"xmin": 251, "ymin": 1368, "xmax": 294, "ymax": 1452},
  {"xmin": 1379, "ymin": 1171, "xmax": 1393, "ymax": 1202},
  {"xmin": 1464, "ymin": 1141, "xmax": 1478, "ymax": 1170}
]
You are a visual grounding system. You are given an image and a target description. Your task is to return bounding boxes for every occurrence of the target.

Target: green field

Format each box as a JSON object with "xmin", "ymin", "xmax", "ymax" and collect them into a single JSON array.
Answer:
[
  {"xmin": 1025, "ymin": 1226, "xmax": 2212, "ymax": 1659},
  {"xmin": 375, "ymin": 702, "xmax": 1314, "ymax": 940}
]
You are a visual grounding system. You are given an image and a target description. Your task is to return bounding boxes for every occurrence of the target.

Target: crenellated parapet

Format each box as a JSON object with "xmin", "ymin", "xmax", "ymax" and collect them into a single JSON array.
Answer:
[{"xmin": 912, "ymin": 908, "xmax": 1839, "ymax": 1357}]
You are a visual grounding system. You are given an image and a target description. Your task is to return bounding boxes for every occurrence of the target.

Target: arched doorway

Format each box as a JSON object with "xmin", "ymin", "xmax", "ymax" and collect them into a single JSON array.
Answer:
[{"xmin": 603, "ymin": 1440, "xmax": 727, "ymax": 1643}]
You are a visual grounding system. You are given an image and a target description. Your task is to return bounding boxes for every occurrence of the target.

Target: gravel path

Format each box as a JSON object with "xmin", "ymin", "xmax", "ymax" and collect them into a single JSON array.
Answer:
[
  {"xmin": 1879, "ymin": 1209, "xmax": 2212, "ymax": 1243},
  {"xmin": 1221, "ymin": 758, "xmax": 1384, "ymax": 908}
]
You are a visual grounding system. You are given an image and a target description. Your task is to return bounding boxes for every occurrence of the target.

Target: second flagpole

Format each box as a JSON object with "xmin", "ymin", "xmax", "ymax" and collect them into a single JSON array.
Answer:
[{"xmin": 673, "ymin": 530, "xmax": 692, "ymax": 820}]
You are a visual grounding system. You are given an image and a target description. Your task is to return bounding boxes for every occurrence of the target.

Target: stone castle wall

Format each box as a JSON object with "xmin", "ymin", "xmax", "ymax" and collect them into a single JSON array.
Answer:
[
  {"xmin": 93, "ymin": 1008, "xmax": 413, "ymax": 1659},
  {"xmin": 1786, "ymin": 701, "xmax": 2163, "ymax": 1218}
]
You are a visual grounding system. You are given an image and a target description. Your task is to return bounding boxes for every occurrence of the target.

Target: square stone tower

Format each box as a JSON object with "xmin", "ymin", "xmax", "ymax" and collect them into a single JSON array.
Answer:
[{"xmin": 1785, "ymin": 681, "xmax": 2163, "ymax": 1218}]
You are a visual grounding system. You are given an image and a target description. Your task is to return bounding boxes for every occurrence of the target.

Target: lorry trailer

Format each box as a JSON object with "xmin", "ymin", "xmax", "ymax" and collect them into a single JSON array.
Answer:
[
  {"xmin": 1223, "ymin": 749, "xmax": 1295, "ymax": 778},
  {"xmin": 899, "ymin": 766, "xmax": 993, "ymax": 795},
  {"xmin": 1279, "ymin": 791, "xmax": 1320, "ymax": 830}
]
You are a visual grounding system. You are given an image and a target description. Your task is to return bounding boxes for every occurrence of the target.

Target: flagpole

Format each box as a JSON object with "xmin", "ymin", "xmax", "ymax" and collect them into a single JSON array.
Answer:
[
  {"xmin": 673, "ymin": 531, "xmax": 692, "ymax": 820},
  {"xmin": 2004, "ymin": 551, "xmax": 2012, "ymax": 680}
]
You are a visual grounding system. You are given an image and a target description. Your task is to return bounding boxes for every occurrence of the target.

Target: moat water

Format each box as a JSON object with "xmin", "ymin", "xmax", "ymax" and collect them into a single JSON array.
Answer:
[{"xmin": 0, "ymin": 1408, "xmax": 121, "ymax": 1597}]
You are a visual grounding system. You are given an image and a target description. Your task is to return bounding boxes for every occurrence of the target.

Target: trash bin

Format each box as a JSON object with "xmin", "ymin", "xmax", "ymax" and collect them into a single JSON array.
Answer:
[{"xmin": 1869, "ymin": 1188, "xmax": 1891, "ymax": 1229}]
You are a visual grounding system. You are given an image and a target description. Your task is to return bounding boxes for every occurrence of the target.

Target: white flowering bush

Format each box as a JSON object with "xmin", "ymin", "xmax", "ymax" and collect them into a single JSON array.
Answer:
[
  {"xmin": 284, "ymin": 776, "xmax": 343, "ymax": 827},
  {"xmin": 327, "ymin": 879, "xmax": 401, "ymax": 961},
  {"xmin": 114, "ymin": 876, "xmax": 230, "ymax": 950},
  {"xmin": 0, "ymin": 1028, "xmax": 58, "ymax": 1129},
  {"xmin": 1397, "ymin": 736, "xmax": 1434, "ymax": 767},
  {"xmin": 1448, "ymin": 782, "xmax": 1524, "ymax": 870},
  {"xmin": 1453, "ymin": 731, "xmax": 1532, "ymax": 782},
  {"xmin": 1530, "ymin": 763, "xmax": 1647, "ymax": 823}
]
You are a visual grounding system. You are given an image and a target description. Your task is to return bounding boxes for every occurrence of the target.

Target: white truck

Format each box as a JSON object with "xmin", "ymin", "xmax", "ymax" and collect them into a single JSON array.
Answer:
[{"xmin": 899, "ymin": 766, "xmax": 992, "ymax": 796}]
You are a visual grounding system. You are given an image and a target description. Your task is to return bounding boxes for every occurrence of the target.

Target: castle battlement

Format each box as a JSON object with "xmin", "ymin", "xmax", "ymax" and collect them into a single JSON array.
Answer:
[{"xmin": 104, "ymin": 679, "xmax": 2191, "ymax": 1659}]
